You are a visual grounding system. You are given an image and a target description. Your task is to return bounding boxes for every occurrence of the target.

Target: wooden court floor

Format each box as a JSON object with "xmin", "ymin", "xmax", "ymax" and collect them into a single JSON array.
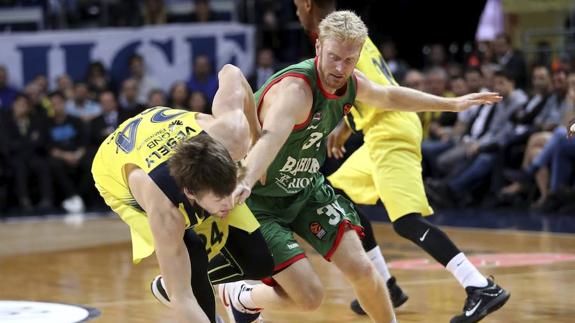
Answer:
[{"xmin": 1, "ymin": 214, "xmax": 575, "ymax": 322}]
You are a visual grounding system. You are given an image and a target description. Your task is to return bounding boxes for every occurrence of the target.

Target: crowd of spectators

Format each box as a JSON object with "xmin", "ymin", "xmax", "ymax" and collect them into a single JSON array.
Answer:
[{"xmin": 0, "ymin": 0, "xmax": 574, "ymax": 216}]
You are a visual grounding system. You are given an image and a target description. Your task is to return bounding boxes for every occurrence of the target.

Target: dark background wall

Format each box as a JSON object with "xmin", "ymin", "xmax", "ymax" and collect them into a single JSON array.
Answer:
[{"xmin": 337, "ymin": 0, "xmax": 488, "ymax": 68}]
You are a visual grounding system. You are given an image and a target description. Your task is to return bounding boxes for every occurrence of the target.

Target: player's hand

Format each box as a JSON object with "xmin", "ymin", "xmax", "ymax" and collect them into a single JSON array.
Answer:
[
  {"xmin": 233, "ymin": 181, "xmax": 251, "ymax": 205},
  {"xmin": 568, "ymin": 119, "xmax": 575, "ymax": 139},
  {"xmin": 327, "ymin": 122, "xmax": 352, "ymax": 159},
  {"xmin": 451, "ymin": 92, "xmax": 502, "ymax": 112}
]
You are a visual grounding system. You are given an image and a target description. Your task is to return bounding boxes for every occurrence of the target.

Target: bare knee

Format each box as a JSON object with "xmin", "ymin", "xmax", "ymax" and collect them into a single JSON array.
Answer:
[
  {"xmin": 340, "ymin": 257, "xmax": 376, "ymax": 285},
  {"xmin": 293, "ymin": 279, "xmax": 324, "ymax": 311}
]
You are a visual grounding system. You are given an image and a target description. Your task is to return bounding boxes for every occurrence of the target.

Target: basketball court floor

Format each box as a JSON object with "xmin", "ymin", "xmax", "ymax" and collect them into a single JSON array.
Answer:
[{"xmin": 1, "ymin": 208, "xmax": 574, "ymax": 322}]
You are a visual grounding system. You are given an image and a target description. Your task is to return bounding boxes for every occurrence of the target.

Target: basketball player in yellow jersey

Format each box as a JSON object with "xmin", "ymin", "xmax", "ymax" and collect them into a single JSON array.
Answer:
[
  {"xmin": 294, "ymin": 1, "xmax": 510, "ymax": 322},
  {"xmin": 92, "ymin": 64, "xmax": 273, "ymax": 323}
]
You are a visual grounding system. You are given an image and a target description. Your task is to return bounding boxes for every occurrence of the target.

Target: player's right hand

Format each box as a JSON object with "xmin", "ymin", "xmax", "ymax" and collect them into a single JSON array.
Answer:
[
  {"xmin": 233, "ymin": 181, "xmax": 251, "ymax": 205},
  {"xmin": 327, "ymin": 121, "xmax": 352, "ymax": 159},
  {"xmin": 568, "ymin": 119, "xmax": 575, "ymax": 139},
  {"xmin": 452, "ymin": 92, "xmax": 502, "ymax": 112}
]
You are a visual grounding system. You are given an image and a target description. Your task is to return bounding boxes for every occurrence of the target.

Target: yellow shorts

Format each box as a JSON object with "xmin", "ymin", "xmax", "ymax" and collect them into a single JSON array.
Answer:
[
  {"xmin": 92, "ymin": 147, "xmax": 259, "ymax": 264},
  {"xmin": 328, "ymin": 112, "xmax": 433, "ymax": 222}
]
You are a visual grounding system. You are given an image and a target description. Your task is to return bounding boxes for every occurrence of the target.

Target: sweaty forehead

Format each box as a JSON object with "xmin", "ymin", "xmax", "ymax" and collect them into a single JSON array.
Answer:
[{"xmin": 322, "ymin": 38, "xmax": 362, "ymax": 58}]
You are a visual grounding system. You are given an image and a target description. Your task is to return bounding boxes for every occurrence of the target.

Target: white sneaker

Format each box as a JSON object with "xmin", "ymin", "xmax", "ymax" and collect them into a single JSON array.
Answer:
[
  {"xmin": 62, "ymin": 195, "xmax": 85, "ymax": 213},
  {"xmin": 152, "ymin": 274, "xmax": 227, "ymax": 323},
  {"xmin": 218, "ymin": 281, "xmax": 263, "ymax": 323},
  {"xmin": 151, "ymin": 275, "xmax": 171, "ymax": 307}
]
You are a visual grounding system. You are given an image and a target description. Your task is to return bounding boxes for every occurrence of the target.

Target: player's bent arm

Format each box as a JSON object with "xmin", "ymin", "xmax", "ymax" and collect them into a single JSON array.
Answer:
[
  {"xmin": 210, "ymin": 64, "xmax": 260, "ymax": 160},
  {"xmin": 354, "ymin": 69, "xmax": 502, "ymax": 113},
  {"xmin": 127, "ymin": 168, "xmax": 210, "ymax": 323},
  {"xmin": 212, "ymin": 64, "xmax": 260, "ymax": 137},
  {"xmin": 242, "ymin": 78, "xmax": 313, "ymax": 189}
]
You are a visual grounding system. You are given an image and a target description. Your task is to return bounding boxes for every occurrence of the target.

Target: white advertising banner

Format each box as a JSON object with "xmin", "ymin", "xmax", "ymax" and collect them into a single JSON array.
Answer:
[{"xmin": 0, "ymin": 23, "xmax": 255, "ymax": 89}]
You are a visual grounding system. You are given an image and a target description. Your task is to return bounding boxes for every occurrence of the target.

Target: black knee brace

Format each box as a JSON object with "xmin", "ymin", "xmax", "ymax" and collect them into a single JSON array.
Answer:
[{"xmin": 392, "ymin": 213, "xmax": 460, "ymax": 266}]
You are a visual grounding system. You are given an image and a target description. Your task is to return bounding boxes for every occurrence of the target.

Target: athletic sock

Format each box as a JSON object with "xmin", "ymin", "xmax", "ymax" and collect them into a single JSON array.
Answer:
[
  {"xmin": 367, "ymin": 246, "xmax": 392, "ymax": 282},
  {"xmin": 238, "ymin": 283, "xmax": 260, "ymax": 311},
  {"xmin": 446, "ymin": 253, "xmax": 488, "ymax": 288}
]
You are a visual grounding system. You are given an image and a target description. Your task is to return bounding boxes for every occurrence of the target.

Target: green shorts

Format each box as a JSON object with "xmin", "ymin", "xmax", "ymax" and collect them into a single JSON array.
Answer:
[{"xmin": 246, "ymin": 183, "xmax": 363, "ymax": 271}]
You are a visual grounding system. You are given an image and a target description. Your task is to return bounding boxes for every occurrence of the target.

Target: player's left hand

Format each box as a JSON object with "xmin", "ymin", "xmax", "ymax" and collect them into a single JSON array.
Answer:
[
  {"xmin": 327, "ymin": 121, "xmax": 352, "ymax": 159},
  {"xmin": 452, "ymin": 92, "xmax": 502, "ymax": 112}
]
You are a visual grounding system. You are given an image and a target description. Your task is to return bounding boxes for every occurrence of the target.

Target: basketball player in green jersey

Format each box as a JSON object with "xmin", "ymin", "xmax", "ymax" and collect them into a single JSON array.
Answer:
[
  {"xmin": 217, "ymin": 11, "xmax": 501, "ymax": 323},
  {"xmin": 294, "ymin": 1, "xmax": 510, "ymax": 322}
]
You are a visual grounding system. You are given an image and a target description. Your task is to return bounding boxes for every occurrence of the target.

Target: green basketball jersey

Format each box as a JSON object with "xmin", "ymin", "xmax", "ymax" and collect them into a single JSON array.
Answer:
[{"xmin": 252, "ymin": 58, "xmax": 357, "ymax": 197}]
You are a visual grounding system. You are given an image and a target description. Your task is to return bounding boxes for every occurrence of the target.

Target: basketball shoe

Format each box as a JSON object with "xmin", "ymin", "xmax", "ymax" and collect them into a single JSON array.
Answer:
[
  {"xmin": 218, "ymin": 281, "xmax": 263, "ymax": 323},
  {"xmin": 450, "ymin": 277, "xmax": 510, "ymax": 323}
]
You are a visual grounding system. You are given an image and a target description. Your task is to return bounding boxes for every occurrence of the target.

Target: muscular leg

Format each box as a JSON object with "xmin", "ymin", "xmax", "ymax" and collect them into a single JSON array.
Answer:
[
  {"xmin": 331, "ymin": 230, "xmax": 395, "ymax": 323},
  {"xmin": 250, "ymin": 259, "xmax": 324, "ymax": 311}
]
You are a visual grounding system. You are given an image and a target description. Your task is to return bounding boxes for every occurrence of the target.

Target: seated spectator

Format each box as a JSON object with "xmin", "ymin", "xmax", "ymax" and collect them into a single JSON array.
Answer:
[
  {"xmin": 47, "ymin": 91, "xmax": 88, "ymax": 213},
  {"xmin": 85, "ymin": 90, "xmax": 125, "ymax": 207},
  {"xmin": 147, "ymin": 88, "xmax": 166, "ymax": 108},
  {"xmin": 168, "ymin": 81, "xmax": 189, "ymax": 110},
  {"xmin": 56, "ymin": 74, "xmax": 74, "ymax": 101},
  {"xmin": 427, "ymin": 69, "xmax": 528, "ymax": 207},
  {"xmin": 89, "ymin": 91, "xmax": 124, "ymax": 148},
  {"xmin": 190, "ymin": 0, "xmax": 220, "ymax": 22},
  {"xmin": 0, "ymin": 65, "xmax": 19, "ymax": 110},
  {"xmin": 128, "ymin": 54, "xmax": 160, "ymax": 104},
  {"xmin": 119, "ymin": 78, "xmax": 146, "ymax": 118},
  {"xmin": 24, "ymin": 81, "xmax": 50, "ymax": 119},
  {"xmin": 249, "ymin": 48, "xmax": 277, "ymax": 89},
  {"xmin": 66, "ymin": 82, "xmax": 102, "ymax": 123},
  {"xmin": 402, "ymin": 69, "xmax": 426, "ymax": 90},
  {"xmin": 420, "ymin": 67, "xmax": 456, "ymax": 140},
  {"xmin": 187, "ymin": 54, "xmax": 218, "ymax": 104},
  {"xmin": 1, "ymin": 94, "xmax": 52, "ymax": 212},
  {"xmin": 422, "ymin": 75, "xmax": 475, "ymax": 177},
  {"xmin": 188, "ymin": 90, "xmax": 208, "ymax": 113},
  {"xmin": 85, "ymin": 61, "xmax": 110, "ymax": 98},
  {"xmin": 493, "ymin": 33, "xmax": 528, "ymax": 89},
  {"xmin": 500, "ymin": 69, "xmax": 571, "ymax": 204},
  {"xmin": 142, "ymin": 0, "xmax": 166, "ymax": 25}
]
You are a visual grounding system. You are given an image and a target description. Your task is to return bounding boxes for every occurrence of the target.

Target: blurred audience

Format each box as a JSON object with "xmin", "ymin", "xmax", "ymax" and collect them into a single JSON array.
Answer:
[{"xmin": 0, "ymin": 66, "xmax": 20, "ymax": 110}]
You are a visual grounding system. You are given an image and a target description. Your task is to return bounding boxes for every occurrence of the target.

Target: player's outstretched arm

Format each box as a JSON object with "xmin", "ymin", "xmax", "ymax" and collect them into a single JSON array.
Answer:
[
  {"xmin": 234, "ymin": 78, "xmax": 313, "ymax": 203},
  {"xmin": 354, "ymin": 69, "xmax": 502, "ymax": 113},
  {"xmin": 127, "ymin": 168, "xmax": 210, "ymax": 323}
]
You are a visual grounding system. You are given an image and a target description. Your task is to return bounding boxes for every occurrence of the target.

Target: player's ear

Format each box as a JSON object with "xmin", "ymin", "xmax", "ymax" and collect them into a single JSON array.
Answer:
[
  {"xmin": 183, "ymin": 187, "xmax": 196, "ymax": 200},
  {"xmin": 304, "ymin": 0, "xmax": 312, "ymax": 12}
]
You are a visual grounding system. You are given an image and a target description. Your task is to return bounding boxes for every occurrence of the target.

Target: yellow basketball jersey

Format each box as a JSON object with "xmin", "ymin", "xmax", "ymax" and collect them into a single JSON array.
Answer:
[
  {"xmin": 93, "ymin": 107, "xmax": 206, "ymax": 228},
  {"xmin": 350, "ymin": 38, "xmax": 419, "ymax": 135},
  {"xmin": 93, "ymin": 107, "xmax": 260, "ymax": 263}
]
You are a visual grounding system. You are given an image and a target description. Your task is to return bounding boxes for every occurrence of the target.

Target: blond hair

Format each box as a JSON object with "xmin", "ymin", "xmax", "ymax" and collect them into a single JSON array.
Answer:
[{"xmin": 318, "ymin": 10, "xmax": 368, "ymax": 44}]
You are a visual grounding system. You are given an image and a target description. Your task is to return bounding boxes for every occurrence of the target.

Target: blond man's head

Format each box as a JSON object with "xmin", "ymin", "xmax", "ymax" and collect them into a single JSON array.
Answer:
[{"xmin": 318, "ymin": 10, "xmax": 367, "ymax": 44}]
